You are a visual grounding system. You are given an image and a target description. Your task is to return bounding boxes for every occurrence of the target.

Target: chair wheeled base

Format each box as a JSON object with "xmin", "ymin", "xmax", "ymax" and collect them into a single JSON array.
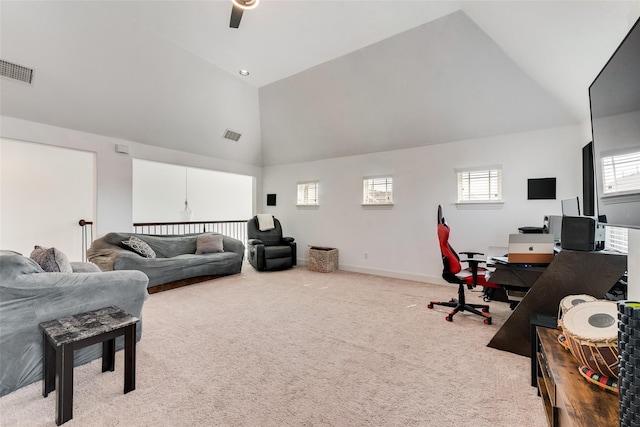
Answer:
[{"xmin": 428, "ymin": 282, "xmax": 492, "ymax": 325}]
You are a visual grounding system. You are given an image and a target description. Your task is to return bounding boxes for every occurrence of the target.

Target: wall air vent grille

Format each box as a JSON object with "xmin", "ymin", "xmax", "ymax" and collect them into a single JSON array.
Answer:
[
  {"xmin": 223, "ymin": 129, "xmax": 242, "ymax": 141},
  {"xmin": 1, "ymin": 60, "xmax": 34, "ymax": 84}
]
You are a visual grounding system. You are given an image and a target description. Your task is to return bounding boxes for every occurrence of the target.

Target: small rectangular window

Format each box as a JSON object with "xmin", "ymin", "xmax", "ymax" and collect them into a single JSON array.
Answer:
[
  {"xmin": 363, "ymin": 176, "xmax": 393, "ymax": 205},
  {"xmin": 601, "ymin": 150, "xmax": 640, "ymax": 195},
  {"xmin": 605, "ymin": 226, "xmax": 628, "ymax": 253},
  {"xmin": 457, "ymin": 168, "xmax": 502, "ymax": 202},
  {"xmin": 297, "ymin": 181, "xmax": 319, "ymax": 206}
]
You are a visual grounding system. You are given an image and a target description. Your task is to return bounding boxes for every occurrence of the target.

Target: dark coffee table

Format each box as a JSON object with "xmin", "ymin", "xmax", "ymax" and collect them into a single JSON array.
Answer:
[{"xmin": 39, "ymin": 306, "xmax": 139, "ymax": 425}]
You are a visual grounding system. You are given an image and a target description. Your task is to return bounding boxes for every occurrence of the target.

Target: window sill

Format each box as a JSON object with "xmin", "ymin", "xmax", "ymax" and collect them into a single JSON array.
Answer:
[
  {"xmin": 601, "ymin": 191, "xmax": 640, "ymax": 204},
  {"xmin": 296, "ymin": 204, "xmax": 319, "ymax": 210},
  {"xmin": 455, "ymin": 201, "xmax": 504, "ymax": 210},
  {"xmin": 361, "ymin": 203, "xmax": 394, "ymax": 210}
]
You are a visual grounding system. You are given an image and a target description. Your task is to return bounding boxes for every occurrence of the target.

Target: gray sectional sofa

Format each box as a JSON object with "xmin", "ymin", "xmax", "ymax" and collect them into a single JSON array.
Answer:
[
  {"xmin": 0, "ymin": 250, "xmax": 149, "ymax": 397},
  {"xmin": 87, "ymin": 232, "xmax": 245, "ymax": 289}
]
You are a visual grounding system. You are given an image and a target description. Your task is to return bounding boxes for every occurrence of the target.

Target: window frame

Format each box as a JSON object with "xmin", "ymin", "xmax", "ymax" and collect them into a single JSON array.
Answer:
[
  {"xmin": 362, "ymin": 176, "xmax": 394, "ymax": 206},
  {"xmin": 604, "ymin": 225, "xmax": 628, "ymax": 254},
  {"xmin": 456, "ymin": 166, "xmax": 503, "ymax": 204},
  {"xmin": 296, "ymin": 180, "xmax": 319, "ymax": 207}
]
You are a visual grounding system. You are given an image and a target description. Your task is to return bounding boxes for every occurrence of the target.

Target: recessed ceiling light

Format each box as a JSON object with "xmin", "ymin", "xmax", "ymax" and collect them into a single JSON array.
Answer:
[{"xmin": 239, "ymin": 69, "xmax": 250, "ymax": 76}]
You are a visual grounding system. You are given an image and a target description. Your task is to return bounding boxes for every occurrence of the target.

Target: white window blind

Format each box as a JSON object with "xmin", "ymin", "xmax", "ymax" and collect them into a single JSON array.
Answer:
[
  {"xmin": 601, "ymin": 150, "xmax": 640, "ymax": 195},
  {"xmin": 297, "ymin": 181, "xmax": 319, "ymax": 205},
  {"xmin": 605, "ymin": 226, "xmax": 628, "ymax": 253},
  {"xmin": 457, "ymin": 168, "xmax": 502, "ymax": 202},
  {"xmin": 363, "ymin": 177, "xmax": 393, "ymax": 204}
]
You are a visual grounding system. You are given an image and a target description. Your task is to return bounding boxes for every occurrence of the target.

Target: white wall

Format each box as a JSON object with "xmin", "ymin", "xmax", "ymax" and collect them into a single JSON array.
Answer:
[
  {"xmin": 262, "ymin": 124, "xmax": 587, "ymax": 283},
  {"xmin": 132, "ymin": 159, "xmax": 253, "ymax": 222},
  {"xmin": 0, "ymin": 116, "xmax": 262, "ymax": 239},
  {"xmin": 0, "ymin": 115, "xmax": 592, "ymax": 284},
  {"xmin": 0, "ymin": 139, "xmax": 94, "ymax": 259}
]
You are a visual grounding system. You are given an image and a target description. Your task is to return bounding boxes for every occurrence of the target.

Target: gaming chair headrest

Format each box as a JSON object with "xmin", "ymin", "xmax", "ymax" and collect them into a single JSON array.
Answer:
[{"xmin": 437, "ymin": 205, "xmax": 444, "ymax": 225}]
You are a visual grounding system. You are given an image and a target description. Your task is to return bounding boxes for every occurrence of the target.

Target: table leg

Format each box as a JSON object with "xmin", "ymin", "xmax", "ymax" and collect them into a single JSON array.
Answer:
[
  {"xmin": 529, "ymin": 313, "xmax": 558, "ymax": 388},
  {"xmin": 56, "ymin": 344, "xmax": 74, "ymax": 426},
  {"xmin": 42, "ymin": 334, "xmax": 55, "ymax": 397},
  {"xmin": 124, "ymin": 324, "xmax": 136, "ymax": 394},
  {"xmin": 530, "ymin": 322, "xmax": 538, "ymax": 388},
  {"xmin": 102, "ymin": 338, "xmax": 115, "ymax": 372}
]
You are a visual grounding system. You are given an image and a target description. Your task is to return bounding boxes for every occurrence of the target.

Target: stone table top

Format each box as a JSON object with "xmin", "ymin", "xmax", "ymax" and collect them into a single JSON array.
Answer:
[{"xmin": 39, "ymin": 306, "xmax": 139, "ymax": 347}]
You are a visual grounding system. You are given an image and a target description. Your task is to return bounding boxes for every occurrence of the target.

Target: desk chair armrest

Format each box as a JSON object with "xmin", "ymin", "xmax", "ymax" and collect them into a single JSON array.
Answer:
[
  {"xmin": 460, "ymin": 258, "xmax": 486, "ymax": 288},
  {"xmin": 248, "ymin": 239, "xmax": 264, "ymax": 246},
  {"xmin": 283, "ymin": 237, "xmax": 295, "ymax": 243},
  {"xmin": 459, "ymin": 251, "xmax": 484, "ymax": 258}
]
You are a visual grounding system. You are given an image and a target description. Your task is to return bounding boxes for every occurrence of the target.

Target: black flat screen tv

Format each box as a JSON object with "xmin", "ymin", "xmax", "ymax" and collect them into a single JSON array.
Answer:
[
  {"xmin": 528, "ymin": 178, "xmax": 556, "ymax": 200},
  {"xmin": 589, "ymin": 17, "xmax": 640, "ymax": 229}
]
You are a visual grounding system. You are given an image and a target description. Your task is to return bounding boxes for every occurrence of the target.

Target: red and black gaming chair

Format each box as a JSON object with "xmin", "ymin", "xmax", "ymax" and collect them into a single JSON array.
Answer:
[{"xmin": 427, "ymin": 205, "xmax": 499, "ymax": 324}]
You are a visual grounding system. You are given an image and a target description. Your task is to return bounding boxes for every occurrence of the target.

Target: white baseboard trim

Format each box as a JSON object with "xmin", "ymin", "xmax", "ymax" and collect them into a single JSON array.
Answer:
[{"xmin": 297, "ymin": 258, "xmax": 450, "ymax": 287}]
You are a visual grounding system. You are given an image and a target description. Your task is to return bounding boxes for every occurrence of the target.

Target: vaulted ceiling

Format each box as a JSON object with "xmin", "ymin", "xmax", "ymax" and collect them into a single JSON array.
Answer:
[{"xmin": 1, "ymin": 1, "xmax": 638, "ymax": 166}]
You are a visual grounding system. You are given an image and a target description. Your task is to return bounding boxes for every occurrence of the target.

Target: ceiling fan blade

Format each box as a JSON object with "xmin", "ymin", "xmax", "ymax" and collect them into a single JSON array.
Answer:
[{"xmin": 230, "ymin": 4, "xmax": 244, "ymax": 28}]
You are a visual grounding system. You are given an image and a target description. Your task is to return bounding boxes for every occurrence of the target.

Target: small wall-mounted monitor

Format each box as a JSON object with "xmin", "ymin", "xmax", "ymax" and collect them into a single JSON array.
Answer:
[
  {"xmin": 528, "ymin": 178, "xmax": 556, "ymax": 200},
  {"xmin": 266, "ymin": 194, "xmax": 277, "ymax": 206}
]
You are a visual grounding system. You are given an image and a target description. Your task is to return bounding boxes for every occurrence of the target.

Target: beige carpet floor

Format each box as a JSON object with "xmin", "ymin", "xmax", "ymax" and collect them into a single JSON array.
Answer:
[{"xmin": 0, "ymin": 265, "xmax": 546, "ymax": 427}]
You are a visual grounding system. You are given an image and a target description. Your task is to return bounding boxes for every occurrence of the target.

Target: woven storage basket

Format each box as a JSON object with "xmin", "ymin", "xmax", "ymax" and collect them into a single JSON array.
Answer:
[{"xmin": 308, "ymin": 247, "xmax": 338, "ymax": 273}]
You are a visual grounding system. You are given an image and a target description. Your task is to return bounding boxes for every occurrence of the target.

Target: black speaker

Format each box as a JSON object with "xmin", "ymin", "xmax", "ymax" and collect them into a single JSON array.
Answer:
[
  {"xmin": 561, "ymin": 216, "xmax": 595, "ymax": 251},
  {"xmin": 582, "ymin": 142, "xmax": 595, "ymax": 216},
  {"xmin": 266, "ymin": 194, "xmax": 276, "ymax": 206}
]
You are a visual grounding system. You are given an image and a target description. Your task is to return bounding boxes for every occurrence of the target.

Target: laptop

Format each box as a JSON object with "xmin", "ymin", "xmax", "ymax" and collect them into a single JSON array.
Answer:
[{"xmin": 507, "ymin": 234, "xmax": 555, "ymax": 265}]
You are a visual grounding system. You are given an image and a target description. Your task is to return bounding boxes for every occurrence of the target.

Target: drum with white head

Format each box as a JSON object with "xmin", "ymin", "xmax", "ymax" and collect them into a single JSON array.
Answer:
[
  {"xmin": 557, "ymin": 294, "xmax": 597, "ymax": 328},
  {"xmin": 560, "ymin": 300, "xmax": 618, "ymax": 378}
]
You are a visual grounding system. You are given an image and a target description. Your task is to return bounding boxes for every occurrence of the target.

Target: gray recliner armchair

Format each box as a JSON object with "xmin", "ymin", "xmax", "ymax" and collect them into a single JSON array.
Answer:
[{"xmin": 247, "ymin": 215, "xmax": 296, "ymax": 271}]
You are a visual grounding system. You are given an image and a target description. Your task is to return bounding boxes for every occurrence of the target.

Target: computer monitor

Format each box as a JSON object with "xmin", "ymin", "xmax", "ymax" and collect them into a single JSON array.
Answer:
[{"xmin": 561, "ymin": 197, "xmax": 580, "ymax": 216}]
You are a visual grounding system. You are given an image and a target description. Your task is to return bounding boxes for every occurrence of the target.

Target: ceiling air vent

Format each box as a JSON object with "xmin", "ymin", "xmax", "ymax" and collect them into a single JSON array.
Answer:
[
  {"xmin": 223, "ymin": 129, "xmax": 242, "ymax": 141},
  {"xmin": 1, "ymin": 59, "xmax": 34, "ymax": 84}
]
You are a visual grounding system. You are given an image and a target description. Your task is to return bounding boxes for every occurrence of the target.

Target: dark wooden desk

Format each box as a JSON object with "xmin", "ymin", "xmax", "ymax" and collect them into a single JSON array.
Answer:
[
  {"xmin": 487, "ymin": 250, "xmax": 627, "ymax": 357},
  {"xmin": 487, "ymin": 262, "xmax": 546, "ymax": 289},
  {"xmin": 486, "ymin": 262, "xmax": 547, "ymax": 306}
]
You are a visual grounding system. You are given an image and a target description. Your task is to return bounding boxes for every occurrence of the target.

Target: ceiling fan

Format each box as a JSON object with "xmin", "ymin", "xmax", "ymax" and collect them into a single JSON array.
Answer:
[{"xmin": 229, "ymin": 0, "xmax": 259, "ymax": 29}]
